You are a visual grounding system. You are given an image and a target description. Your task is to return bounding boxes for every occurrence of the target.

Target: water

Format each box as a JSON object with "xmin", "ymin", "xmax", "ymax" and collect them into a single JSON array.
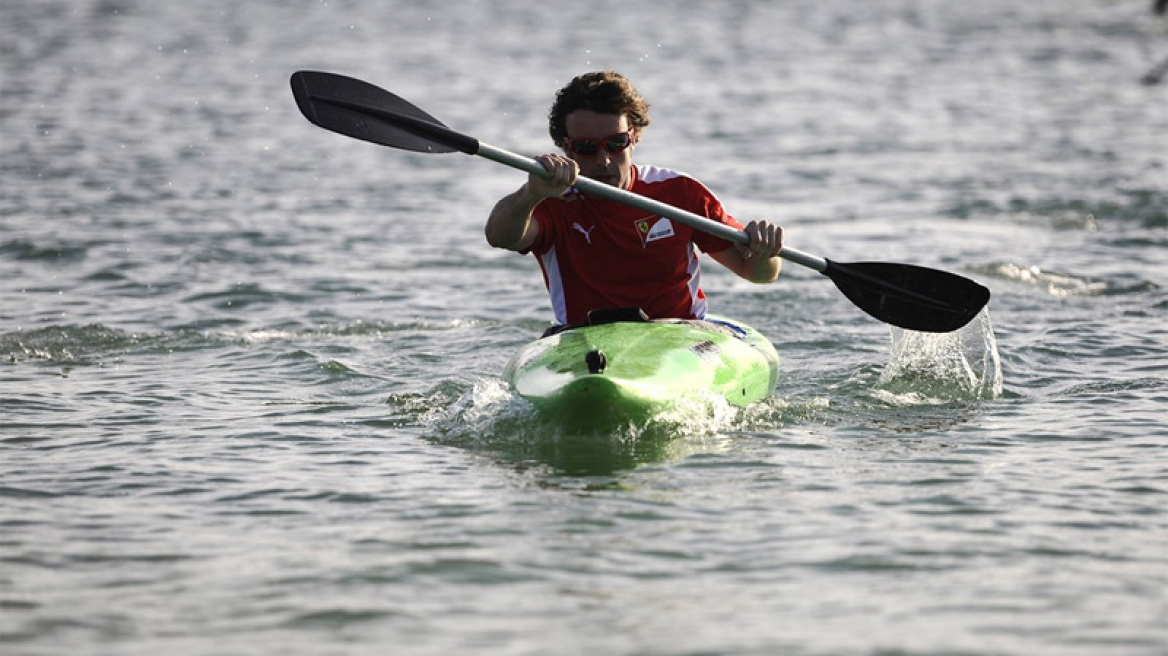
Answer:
[{"xmin": 2, "ymin": 0, "xmax": 1166, "ymax": 654}]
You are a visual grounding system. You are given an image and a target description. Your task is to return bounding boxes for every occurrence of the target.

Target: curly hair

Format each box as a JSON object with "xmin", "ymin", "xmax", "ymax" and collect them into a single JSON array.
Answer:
[{"xmin": 547, "ymin": 71, "xmax": 651, "ymax": 145}]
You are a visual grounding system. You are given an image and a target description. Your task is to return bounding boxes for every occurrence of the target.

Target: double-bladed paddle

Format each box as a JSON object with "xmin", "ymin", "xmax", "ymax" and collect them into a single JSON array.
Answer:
[{"xmin": 289, "ymin": 70, "xmax": 990, "ymax": 333}]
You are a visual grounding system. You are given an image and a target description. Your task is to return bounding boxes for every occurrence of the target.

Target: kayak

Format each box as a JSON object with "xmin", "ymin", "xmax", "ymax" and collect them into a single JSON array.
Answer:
[{"xmin": 503, "ymin": 310, "xmax": 779, "ymax": 429}]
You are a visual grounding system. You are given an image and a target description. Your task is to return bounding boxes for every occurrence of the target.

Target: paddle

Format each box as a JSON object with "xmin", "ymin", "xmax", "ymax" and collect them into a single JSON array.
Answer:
[{"xmin": 290, "ymin": 70, "xmax": 991, "ymax": 333}]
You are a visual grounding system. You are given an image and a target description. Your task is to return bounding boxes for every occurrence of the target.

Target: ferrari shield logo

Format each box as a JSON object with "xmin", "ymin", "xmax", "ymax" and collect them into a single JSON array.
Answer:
[{"xmin": 634, "ymin": 217, "xmax": 675, "ymax": 248}]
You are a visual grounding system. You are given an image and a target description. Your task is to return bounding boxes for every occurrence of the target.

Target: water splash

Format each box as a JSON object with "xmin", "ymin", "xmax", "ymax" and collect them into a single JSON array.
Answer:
[
  {"xmin": 421, "ymin": 378, "xmax": 744, "ymax": 475},
  {"xmin": 876, "ymin": 309, "xmax": 1003, "ymax": 403}
]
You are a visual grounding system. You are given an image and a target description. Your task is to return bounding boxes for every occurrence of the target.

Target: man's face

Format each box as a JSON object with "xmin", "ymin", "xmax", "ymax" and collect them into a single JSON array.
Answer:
[{"xmin": 561, "ymin": 110, "xmax": 637, "ymax": 191}]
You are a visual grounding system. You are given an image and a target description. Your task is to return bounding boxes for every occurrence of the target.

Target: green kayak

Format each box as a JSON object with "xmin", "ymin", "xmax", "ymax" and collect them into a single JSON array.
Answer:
[{"xmin": 503, "ymin": 310, "xmax": 779, "ymax": 429}]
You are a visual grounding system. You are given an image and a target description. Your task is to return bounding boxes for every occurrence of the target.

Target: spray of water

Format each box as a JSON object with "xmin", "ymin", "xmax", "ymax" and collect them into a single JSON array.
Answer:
[
  {"xmin": 419, "ymin": 378, "xmax": 748, "ymax": 474},
  {"xmin": 876, "ymin": 308, "xmax": 1003, "ymax": 404}
]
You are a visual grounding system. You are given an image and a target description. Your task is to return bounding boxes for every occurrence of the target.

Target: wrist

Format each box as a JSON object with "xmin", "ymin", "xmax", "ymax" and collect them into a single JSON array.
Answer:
[{"xmin": 518, "ymin": 182, "xmax": 549, "ymax": 203}]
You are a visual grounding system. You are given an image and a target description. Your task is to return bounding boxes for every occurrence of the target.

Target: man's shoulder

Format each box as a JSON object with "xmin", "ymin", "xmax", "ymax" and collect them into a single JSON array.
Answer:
[
  {"xmin": 635, "ymin": 164, "xmax": 693, "ymax": 186},
  {"xmin": 634, "ymin": 164, "xmax": 716, "ymax": 206}
]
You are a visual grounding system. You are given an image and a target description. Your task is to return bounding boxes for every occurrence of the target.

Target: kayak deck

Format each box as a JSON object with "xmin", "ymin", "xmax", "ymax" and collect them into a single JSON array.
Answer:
[{"xmin": 503, "ymin": 315, "xmax": 779, "ymax": 428}]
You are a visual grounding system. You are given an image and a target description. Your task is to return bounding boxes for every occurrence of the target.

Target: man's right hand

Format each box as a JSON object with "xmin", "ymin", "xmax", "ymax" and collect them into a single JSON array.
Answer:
[{"xmin": 526, "ymin": 154, "xmax": 579, "ymax": 200}]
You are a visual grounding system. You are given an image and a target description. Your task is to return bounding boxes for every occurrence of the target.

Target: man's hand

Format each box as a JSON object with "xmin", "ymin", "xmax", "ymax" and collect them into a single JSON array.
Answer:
[
  {"xmin": 526, "ymin": 154, "xmax": 579, "ymax": 200},
  {"xmin": 738, "ymin": 220, "xmax": 784, "ymax": 261}
]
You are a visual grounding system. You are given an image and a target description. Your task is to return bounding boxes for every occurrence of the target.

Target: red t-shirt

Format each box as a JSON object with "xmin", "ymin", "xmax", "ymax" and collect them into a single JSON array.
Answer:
[{"xmin": 526, "ymin": 164, "xmax": 744, "ymax": 324}]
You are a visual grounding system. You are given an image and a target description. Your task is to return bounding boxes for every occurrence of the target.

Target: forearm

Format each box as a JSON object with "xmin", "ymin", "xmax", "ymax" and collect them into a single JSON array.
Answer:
[
  {"xmin": 709, "ymin": 219, "xmax": 784, "ymax": 283},
  {"xmin": 485, "ymin": 185, "xmax": 542, "ymax": 251},
  {"xmin": 743, "ymin": 255, "xmax": 782, "ymax": 283},
  {"xmin": 485, "ymin": 154, "xmax": 576, "ymax": 251}
]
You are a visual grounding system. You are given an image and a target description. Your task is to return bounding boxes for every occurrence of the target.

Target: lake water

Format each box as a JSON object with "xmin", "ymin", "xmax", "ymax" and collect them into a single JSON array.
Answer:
[{"xmin": 2, "ymin": 1, "xmax": 1167, "ymax": 654}]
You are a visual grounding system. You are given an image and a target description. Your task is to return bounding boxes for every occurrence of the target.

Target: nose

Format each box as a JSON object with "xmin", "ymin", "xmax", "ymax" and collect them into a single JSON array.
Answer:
[
  {"xmin": 571, "ymin": 149, "xmax": 611, "ymax": 169},
  {"xmin": 589, "ymin": 148, "xmax": 613, "ymax": 165}
]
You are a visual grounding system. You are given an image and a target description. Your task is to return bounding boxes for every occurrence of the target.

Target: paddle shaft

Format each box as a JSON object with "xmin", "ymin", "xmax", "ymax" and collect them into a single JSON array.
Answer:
[
  {"xmin": 477, "ymin": 139, "xmax": 975, "ymax": 318},
  {"xmin": 475, "ymin": 143, "xmax": 829, "ymax": 272}
]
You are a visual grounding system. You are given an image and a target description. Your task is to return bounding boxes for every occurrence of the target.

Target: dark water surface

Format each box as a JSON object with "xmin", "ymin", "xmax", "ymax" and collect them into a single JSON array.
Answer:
[{"xmin": 3, "ymin": 1, "xmax": 1167, "ymax": 654}]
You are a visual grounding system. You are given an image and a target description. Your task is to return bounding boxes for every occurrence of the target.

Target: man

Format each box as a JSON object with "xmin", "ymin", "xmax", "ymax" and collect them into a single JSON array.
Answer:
[{"xmin": 485, "ymin": 71, "xmax": 784, "ymax": 325}]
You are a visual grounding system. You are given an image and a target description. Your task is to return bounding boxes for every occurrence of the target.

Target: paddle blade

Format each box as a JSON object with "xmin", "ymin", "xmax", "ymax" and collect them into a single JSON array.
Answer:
[
  {"xmin": 290, "ymin": 70, "xmax": 477, "ymax": 154},
  {"xmin": 824, "ymin": 261, "xmax": 991, "ymax": 333}
]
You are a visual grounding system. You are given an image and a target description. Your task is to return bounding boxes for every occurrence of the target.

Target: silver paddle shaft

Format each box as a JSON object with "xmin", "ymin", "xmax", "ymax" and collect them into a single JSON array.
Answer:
[{"xmin": 475, "ymin": 142, "xmax": 828, "ymax": 274}]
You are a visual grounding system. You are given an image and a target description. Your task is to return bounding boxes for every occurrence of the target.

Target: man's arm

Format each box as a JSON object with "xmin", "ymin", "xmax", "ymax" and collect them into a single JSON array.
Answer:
[
  {"xmin": 707, "ymin": 220, "xmax": 784, "ymax": 283},
  {"xmin": 485, "ymin": 154, "xmax": 578, "ymax": 252},
  {"xmin": 485, "ymin": 185, "xmax": 544, "ymax": 252}
]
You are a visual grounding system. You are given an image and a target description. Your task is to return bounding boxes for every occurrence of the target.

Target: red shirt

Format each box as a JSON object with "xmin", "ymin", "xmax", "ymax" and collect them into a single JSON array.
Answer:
[{"xmin": 526, "ymin": 164, "xmax": 744, "ymax": 324}]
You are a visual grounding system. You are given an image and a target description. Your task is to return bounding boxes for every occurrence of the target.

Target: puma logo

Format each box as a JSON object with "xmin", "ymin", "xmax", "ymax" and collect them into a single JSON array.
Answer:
[{"xmin": 572, "ymin": 222, "xmax": 595, "ymax": 245}]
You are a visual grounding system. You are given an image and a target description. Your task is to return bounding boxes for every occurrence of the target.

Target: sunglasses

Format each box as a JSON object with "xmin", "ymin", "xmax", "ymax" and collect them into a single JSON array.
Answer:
[{"xmin": 564, "ymin": 129, "xmax": 635, "ymax": 157}]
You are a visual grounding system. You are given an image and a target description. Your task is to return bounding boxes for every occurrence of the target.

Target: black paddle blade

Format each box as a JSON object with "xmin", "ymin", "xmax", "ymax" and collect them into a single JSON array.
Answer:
[
  {"xmin": 824, "ymin": 260, "xmax": 991, "ymax": 333},
  {"xmin": 290, "ymin": 70, "xmax": 478, "ymax": 154}
]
